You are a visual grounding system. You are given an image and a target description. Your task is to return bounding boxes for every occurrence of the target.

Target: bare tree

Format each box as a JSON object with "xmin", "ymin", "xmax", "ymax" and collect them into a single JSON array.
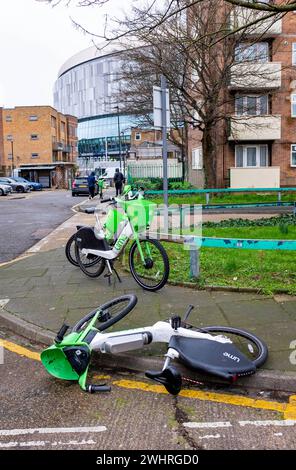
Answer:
[{"xmin": 108, "ymin": 0, "xmax": 285, "ymax": 187}]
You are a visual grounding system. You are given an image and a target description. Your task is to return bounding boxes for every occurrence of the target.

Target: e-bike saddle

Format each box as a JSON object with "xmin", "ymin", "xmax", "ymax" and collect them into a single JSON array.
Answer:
[{"xmin": 169, "ymin": 336, "xmax": 256, "ymax": 381}]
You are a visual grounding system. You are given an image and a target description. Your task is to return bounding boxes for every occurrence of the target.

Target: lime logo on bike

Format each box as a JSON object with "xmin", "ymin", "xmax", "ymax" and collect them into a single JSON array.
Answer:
[
  {"xmin": 115, "ymin": 235, "xmax": 129, "ymax": 251},
  {"xmin": 223, "ymin": 352, "xmax": 240, "ymax": 363}
]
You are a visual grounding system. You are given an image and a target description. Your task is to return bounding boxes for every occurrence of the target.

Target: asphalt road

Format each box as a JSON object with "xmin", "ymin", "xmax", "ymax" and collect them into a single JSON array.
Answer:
[
  {"xmin": 0, "ymin": 191, "xmax": 86, "ymax": 263},
  {"xmin": 0, "ymin": 329, "xmax": 295, "ymax": 451}
]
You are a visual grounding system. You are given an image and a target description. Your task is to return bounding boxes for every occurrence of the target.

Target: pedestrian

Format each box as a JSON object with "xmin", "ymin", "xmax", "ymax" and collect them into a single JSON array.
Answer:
[
  {"xmin": 113, "ymin": 168, "xmax": 125, "ymax": 197},
  {"xmin": 97, "ymin": 177, "xmax": 104, "ymax": 199},
  {"xmin": 87, "ymin": 171, "xmax": 96, "ymax": 199}
]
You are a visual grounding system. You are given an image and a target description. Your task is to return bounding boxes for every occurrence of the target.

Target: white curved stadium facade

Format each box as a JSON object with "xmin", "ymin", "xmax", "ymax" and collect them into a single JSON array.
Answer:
[
  {"xmin": 53, "ymin": 45, "xmax": 141, "ymax": 165},
  {"xmin": 53, "ymin": 45, "xmax": 123, "ymax": 120}
]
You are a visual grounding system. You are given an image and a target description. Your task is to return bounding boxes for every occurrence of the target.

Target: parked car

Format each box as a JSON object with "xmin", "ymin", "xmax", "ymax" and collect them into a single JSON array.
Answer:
[
  {"xmin": 0, "ymin": 177, "xmax": 31, "ymax": 193},
  {"xmin": 72, "ymin": 177, "xmax": 97, "ymax": 197},
  {"xmin": 13, "ymin": 177, "xmax": 43, "ymax": 191},
  {"xmin": 0, "ymin": 183, "xmax": 12, "ymax": 196}
]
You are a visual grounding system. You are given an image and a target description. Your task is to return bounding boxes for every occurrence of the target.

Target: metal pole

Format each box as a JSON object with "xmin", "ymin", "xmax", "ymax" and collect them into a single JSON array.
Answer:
[
  {"xmin": 117, "ymin": 108, "xmax": 122, "ymax": 171},
  {"xmin": 161, "ymin": 75, "xmax": 169, "ymax": 234},
  {"xmin": 105, "ymin": 137, "xmax": 108, "ymax": 160},
  {"xmin": 11, "ymin": 140, "xmax": 14, "ymax": 177}
]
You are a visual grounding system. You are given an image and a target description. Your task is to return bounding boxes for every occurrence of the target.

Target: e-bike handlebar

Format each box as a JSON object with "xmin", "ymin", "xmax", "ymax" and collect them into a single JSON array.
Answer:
[
  {"xmin": 55, "ymin": 324, "xmax": 70, "ymax": 344},
  {"xmin": 86, "ymin": 384, "xmax": 111, "ymax": 393}
]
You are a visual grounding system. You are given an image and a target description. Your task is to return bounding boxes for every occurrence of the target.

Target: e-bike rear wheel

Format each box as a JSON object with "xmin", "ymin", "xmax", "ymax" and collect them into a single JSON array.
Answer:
[
  {"xmin": 65, "ymin": 233, "xmax": 79, "ymax": 267},
  {"xmin": 129, "ymin": 238, "xmax": 169, "ymax": 291},
  {"xmin": 72, "ymin": 294, "xmax": 138, "ymax": 333},
  {"xmin": 200, "ymin": 326, "xmax": 268, "ymax": 369},
  {"xmin": 75, "ymin": 242, "xmax": 105, "ymax": 278}
]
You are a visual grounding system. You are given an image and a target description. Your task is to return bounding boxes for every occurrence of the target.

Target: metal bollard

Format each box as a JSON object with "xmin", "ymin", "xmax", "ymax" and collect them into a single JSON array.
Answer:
[{"xmin": 184, "ymin": 236, "xmax": 200, "ymax": 279}]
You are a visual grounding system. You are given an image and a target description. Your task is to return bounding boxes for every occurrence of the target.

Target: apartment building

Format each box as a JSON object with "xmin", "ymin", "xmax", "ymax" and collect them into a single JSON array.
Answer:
[
  {"xmin": 188, "ymin": 2, "xmax": 296, "ymax": 188},
  {"xmin": 0, "ymin": 106, "xmax": 78, "ymax": 188}
]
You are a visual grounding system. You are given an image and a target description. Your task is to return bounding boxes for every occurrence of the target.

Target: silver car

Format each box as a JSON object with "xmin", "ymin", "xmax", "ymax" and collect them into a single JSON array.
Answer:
[
  {"xmin": 0, "ymin": 183, "xmax": 12, "ymax": 196},
  {"xmin": 0, "ymin": 177, "xmax": 31, "ymax": 193}
]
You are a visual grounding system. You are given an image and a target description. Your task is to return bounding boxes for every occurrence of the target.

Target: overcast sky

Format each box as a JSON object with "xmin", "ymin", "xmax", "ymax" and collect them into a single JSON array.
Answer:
[{"xmin": 0, "ymin": 0, "xmax": 127, "ymax": 108}]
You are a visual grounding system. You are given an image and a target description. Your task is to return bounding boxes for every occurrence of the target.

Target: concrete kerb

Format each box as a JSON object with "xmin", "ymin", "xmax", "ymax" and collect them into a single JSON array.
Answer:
[{"xmin": 1, "ymin": 307, "xmax": 296, "ymax": 395}]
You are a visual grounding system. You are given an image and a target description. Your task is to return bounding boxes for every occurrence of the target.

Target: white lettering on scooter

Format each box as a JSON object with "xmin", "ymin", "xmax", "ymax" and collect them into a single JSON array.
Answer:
[{"xmin": 223, "ymin": 352, "xmax": 240, "ymax": 363}]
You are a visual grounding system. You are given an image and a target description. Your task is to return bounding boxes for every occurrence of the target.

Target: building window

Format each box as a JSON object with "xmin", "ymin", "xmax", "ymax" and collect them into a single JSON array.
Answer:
[
  {"xmin": 192, "ymin": 148, "xmax": 203, "ymax": 170},
  {"xmin": 235, "ymin": 145, "xmax": 269, "ymax": 168},
  {"xmin": 61, "ymin": 122, "xmax": 66, "ymax": 133},
  {"xmin": 291, "ymin": 145, "xmax": 296, "ymax": 167},
  {"xmin": 235, "ymin": 42, "xmax": 269, "ymax": 64},
  {"xmin": 135, "ymin": 132, "xmax": 141, "ymax": 141},
  {"xmin": 291, "ymin": 94, "xmax": 296, "ymax": 117},
  {"xmin": 51, "ymin": 116, "xmax": 57, "ymax": 128},
  {"xmin": 235, "ymin": 94, "xmax": 268, "ymax": 116},
  {"xmin": 29, "ymin": 115, "xmax": 38, "ymax": 121},
  {"xmin": 31, "ymin": 153, "xmax": 39, "ymax": 159},
  {"xmin": 5, "ymin": 116, "xmax": 12, "ymax": 122},
  {"xmin": 7, "ymin": 154, "xmax": 13, "ymax": 160},
  {"xmin": 31, "ymin": 134, "xmax": 39, "ymax": 140},
  {"xmin": 6, "ymin": 135, "xmax": 13, "ymax": 141}
]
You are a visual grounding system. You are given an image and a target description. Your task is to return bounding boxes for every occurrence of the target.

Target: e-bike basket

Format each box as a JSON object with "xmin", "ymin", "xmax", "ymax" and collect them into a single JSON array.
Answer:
[{"xmin": 121, "ymin": 200, "xmax": 156, "ymax": 232}]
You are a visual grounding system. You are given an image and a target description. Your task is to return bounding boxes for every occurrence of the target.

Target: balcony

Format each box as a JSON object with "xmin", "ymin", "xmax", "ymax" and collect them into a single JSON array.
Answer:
[
  {"xmin": 230, "ymin": 7, "xmax": 282, "ymax": 37},
  {"xmin": 229, "ymin": 62, "xmax": 281, "ymax": 90},
  {"xmin": 228, "ymin": 115, "xmax": 281, "ymax": 141},
  {"xmin": 52, "ymin": 142, "xmax": 72, "ymax": 153}
]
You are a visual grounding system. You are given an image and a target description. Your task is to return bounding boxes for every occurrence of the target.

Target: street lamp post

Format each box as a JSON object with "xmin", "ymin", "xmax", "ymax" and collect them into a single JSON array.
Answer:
[{"xmin": 115, "ymin": 106, "xmax": 122, "ymax": 171}]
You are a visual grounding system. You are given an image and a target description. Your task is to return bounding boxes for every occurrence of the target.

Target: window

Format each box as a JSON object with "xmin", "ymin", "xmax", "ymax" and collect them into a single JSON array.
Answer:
[
  {"xmin": 135, "ymin": 133, "xmax": 141, "ymax": 141},
  {"xmin": 235, "ymin": 145, "xmax": 269, "ymax": 168},
  {"xmin": 293, "ymin": 44, "xmax": 296, "ymax": 66},
  {"xmin": 31, "ymin": 153, "xmax": 39, "ymax": 159},
  {"xmin": 291, "ymin": 94, "xmax": 296, "ymax": 117},
  {"xmin": 192, "ymin": 148, "xmax": 203, "ymax": 170},
  {"xmin": 29, "ymin": 115, "xmax": 38, "ymax": 121},
  {"xmin": 61, "ymin": 122, "xmax": 66, "ymax": 133},
  {"xmin": 235, "ymin": 95, "xmax": 268, "ymax": 116},
  {"xmin": 6, "ymin": 135, "xmax": 13, "ymax": 141},
  {"xmin": 235, "ymin": 42, "xmax": 269, "ymax": 63},
  {"xmin": 291, "ymin": 145, "xmax": 296, "ymax": 167},
  {"xmin": 7, "ymin": 154, "xmax": 13, "ymax": 160},
  {"xmin": 31, "ymin": 134, "xmax": 39, "ymax": 140},
  {"xmin": 5, "ymin": 116, "xmax": 12, "ymax": 122},
  {"xmin": 51, "ymin": 116, "xmax": 57, "ymax": 128}
]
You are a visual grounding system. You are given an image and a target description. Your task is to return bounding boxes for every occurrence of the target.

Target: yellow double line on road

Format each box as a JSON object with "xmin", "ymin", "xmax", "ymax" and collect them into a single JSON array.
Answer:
[{"xmin": 1, "ymin": 339, "xmax": 296, "ymax": 420}]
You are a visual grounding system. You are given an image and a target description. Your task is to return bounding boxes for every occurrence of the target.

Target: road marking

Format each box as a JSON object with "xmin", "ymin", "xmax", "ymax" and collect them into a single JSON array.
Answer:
[
  {"xmin": 0, "ymin": 339, "xmax": 40, "ymax": 362},
  {"xmin": 183, "ymin": 422, "xmax": 232, "ymax": 429},
  {"xmin": 113, "ymin": 380, "xmax": 296, "ymax": 420},
  {"xmin": 0, "ymin": 426, "xmax": 107, "ymax": 437},
  {"xmin": 239, "ymin": 420, "xmax": 296, "ymax": 427},
  {"xmin": 199, "ymin": 434, "xmax": 221, "ymax": 440},
  {"xmin": 0, "ymin": 439, "xmax": 96, "ymax": 448},
  {"xmin": 2, "ymin": 339, "xmax": 296, "ymax": 420},
  {"xmin": 183, "ymin": 420, "xmax": 296, "ymax": 429},
  {"xmin": 0, "ymin": 299, "xmax": 10, "ymax": 309}
]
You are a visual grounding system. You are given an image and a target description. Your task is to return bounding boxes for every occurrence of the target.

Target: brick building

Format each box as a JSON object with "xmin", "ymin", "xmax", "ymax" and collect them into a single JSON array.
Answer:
[
  {"xmin": 188, "ymin": 3, "xmax": 296, "ymax": 188},
  {"xmin": 129, "ymin": 127, "xmax": 181, "ymax": 160},
  {"xmin": 0, "ymin": 106, "xmax": 78, "ymax": 188}
]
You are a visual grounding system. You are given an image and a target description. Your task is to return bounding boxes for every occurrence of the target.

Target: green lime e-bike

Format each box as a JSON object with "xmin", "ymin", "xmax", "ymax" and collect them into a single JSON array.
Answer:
[
  {"xmin": 73, "ymin": 186, "xmax": 170, "ymax": 291},
  {"xmin": 41, "ymin": 294, "xmax": 268, "ymax": 395}
]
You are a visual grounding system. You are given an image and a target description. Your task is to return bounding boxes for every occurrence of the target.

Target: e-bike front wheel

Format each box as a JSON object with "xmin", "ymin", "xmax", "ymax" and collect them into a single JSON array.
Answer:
[
  {"xmin": 201, "ymin": 326, "xmax": 268, "ymax": 369},
  {"xmin": 72, "ymin": 294, "xmax": 138, "ymax": 333},
  {"xmin": 129, "ymin": 238, "xmax": 169, "ymax": 291}
]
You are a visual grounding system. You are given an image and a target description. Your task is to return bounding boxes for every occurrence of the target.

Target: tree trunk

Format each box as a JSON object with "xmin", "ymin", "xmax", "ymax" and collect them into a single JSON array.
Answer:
[{"xmin": 202, "ymin": 126, "xmax": 217, "ymax": 189}]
